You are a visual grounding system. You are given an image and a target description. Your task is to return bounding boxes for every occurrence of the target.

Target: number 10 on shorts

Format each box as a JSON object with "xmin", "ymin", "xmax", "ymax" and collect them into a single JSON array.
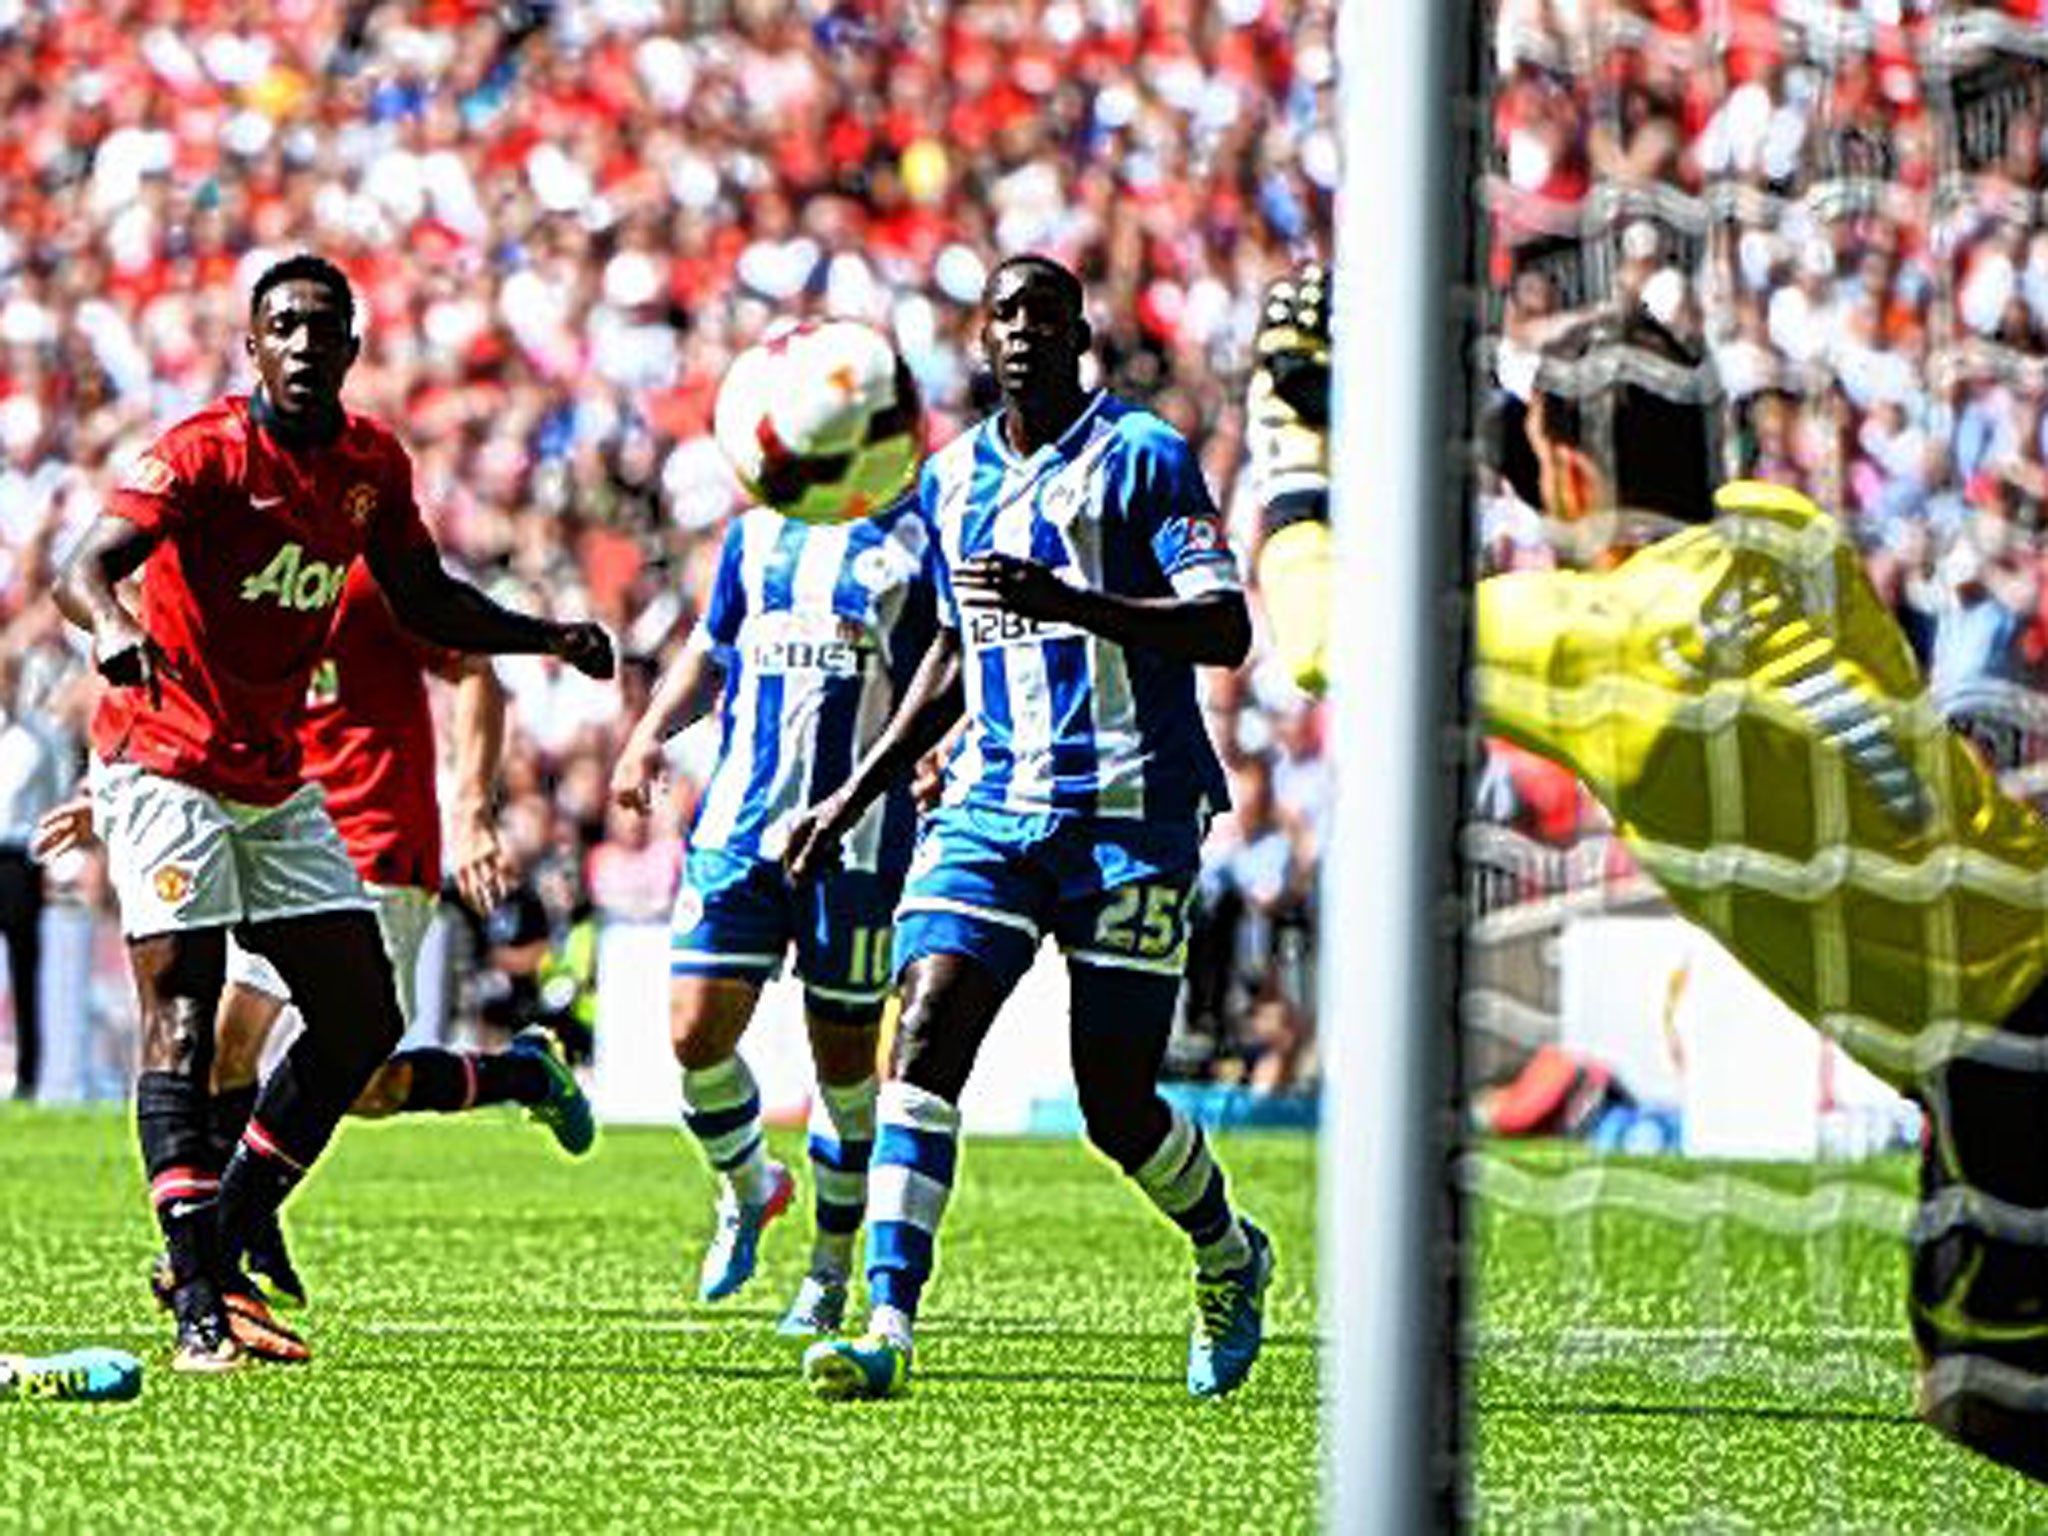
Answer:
[{"xmin": 847, "ymin": 925, "xmax": 894, "ymax": 989}]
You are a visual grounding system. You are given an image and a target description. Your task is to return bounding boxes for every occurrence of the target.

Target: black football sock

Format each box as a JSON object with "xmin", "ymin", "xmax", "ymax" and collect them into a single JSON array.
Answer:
[
  {"xmin": 216, "ymin": 1137, "xmax": 304, "ymax": 1287},
  {"xmin": 137, "ymin": 1071, "xmax": 224, "ymax": 1287},
  {"xmin": 393, "ymin": 1048, "xmax": 549, "ymax": 1112},
  {"xmin": 215, "ymin": 1031, "xmax": 372, "ymax": 1274},
  {"xmin": 208, "ymin": 1083, "xmax": 259, "ymax": 1171}
]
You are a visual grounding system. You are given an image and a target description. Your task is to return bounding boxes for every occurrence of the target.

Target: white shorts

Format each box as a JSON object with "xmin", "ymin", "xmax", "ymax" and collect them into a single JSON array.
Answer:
[
  {"xmin": 226, "ymin": 883, "xmax": 438, "ymax": 1030},
  {"xmin": 92, "ymin": 761, "xmax": 373, "ymax": 940}
]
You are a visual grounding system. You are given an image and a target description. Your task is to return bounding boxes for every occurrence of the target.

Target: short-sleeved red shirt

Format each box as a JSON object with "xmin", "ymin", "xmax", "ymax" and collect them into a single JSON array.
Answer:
[
  {"xmin": 91, "ymin": 395, "xmax": 434, "ymax": 806},
  {"xmin": 300, "ymin": 562, "xmax": 456, "ymax": 892}
]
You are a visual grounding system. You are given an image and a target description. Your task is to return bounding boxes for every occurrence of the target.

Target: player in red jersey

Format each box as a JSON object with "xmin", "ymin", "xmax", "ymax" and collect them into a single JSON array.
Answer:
[
  {"xmin": 215, "ymin": 564, "xmax": 596, "ymax": 1301},
  {"xmin": 53, "ymin": 254, "xmax": 614, "ymax": 1373},
  {"xmin": 43, "ymin": 562, "xmax": 600, "ymax": 1306}
]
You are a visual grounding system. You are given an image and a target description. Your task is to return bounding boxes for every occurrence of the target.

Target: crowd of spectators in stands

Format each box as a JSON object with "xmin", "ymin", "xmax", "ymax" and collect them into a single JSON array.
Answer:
[
  {"xmin": 1476, "ymin": 0, "xmax": 2048, "ymax": 867},
  {"xmin": 0, "ymin": 0, "xmax": 1334, "ymax": 1096}
]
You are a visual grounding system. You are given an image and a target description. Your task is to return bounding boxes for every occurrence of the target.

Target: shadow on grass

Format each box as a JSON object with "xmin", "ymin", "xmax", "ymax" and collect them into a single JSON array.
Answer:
[
  {"xmin": 922, "ymin": 1366, "xmax": 1183, "ymax": 1391},
  {"xmin": 926, "ymin": 1318, "xmax": 1320, "ymax": 1351},
  {"xmin": 1483, "ymin": 1399, "xmax": 1918, "ymax": 1427},
  {"xmin": 319, "ymin": 1355, "xmax": 1216, "ymax": 1393},
  {"xmin": 489, "ymin": 1305, "xmax": 1322, "ymax": 1354},
  {"xmin": 322, "ymin": 1358, "xmax": 792, "ymax": 1381}
]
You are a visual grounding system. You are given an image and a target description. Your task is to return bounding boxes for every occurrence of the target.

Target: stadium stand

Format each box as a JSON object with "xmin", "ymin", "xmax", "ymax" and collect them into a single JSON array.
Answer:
[
  {"xmin": 0, "ymin": 0, "xmax": 1334, "ymax": 1097},
  {"xmin": 1470, "ymin": 0, "xmax": 2048, "ymax": 1085}
]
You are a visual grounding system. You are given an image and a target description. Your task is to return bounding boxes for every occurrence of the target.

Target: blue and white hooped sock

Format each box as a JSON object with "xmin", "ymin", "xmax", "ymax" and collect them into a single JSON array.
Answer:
[
  {"xmin": 807, "ymin": 1075, "xmax": 877, "ymax": 1278},
  {"xmin": 1133, "ymin": 1107, "xmax": 1254, "ymax": 1278},
  {"xmin": 681, "ymin": 1055, "xmax": 773, "ymax": 1205},
  {"xmin": 863, "ymin": 1080, "xmax": 961, "ymax": 1342}
]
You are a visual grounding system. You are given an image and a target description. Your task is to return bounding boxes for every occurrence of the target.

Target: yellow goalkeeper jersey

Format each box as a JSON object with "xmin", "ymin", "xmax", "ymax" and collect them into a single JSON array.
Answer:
[{"xmin": 1475, "ymin": 480, "xmax": 2048, "ymax": 1087}]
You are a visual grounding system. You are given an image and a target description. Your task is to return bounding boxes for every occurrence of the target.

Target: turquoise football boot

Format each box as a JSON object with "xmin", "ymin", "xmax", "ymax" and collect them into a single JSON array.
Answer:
[
  {"xmin": 512, "ymin": 1027, "xmax": 596, "ymax": 1156},
  {"xmin": 0, "ymin": 1348, "xmax": 144, "ymax": 1403},
  {"xmin": 802, "ymin": 1332, "xmax": 910, "ymax": 1401},
  {"xmin": 1187, "ymin": 1220, "xmax": 1275, "ymax": 1399}
]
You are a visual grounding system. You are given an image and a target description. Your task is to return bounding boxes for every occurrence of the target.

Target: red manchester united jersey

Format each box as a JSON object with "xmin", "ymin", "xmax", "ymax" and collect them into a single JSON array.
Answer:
[
  {"xmin": 300, "ymin": 563, "xmax": 457, "ymax": 892},
  {"xmin": 91, "ymin": 396, "xmax": 434, "ymax": 805}
]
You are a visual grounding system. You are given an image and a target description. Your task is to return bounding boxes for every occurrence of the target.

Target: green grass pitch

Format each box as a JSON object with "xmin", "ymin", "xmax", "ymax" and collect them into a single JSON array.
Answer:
[
  {"xmin": 1474, "ymin": 1144, "xmax": 2048, "ymax": 1529},
  {"xmin": 0, "ymin": 1108, "xmax": 1318, "ymax": 1531},
  {"xmin": 9, "ymin": 1113, "xmax": 2048, "ymax": 1529}
]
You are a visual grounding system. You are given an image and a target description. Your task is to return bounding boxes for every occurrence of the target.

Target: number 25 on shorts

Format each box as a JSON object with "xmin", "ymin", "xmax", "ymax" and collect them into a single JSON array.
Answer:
[{"xmin": 1094, "ymin": 884, "xmax": 1186, "ymax": 960}]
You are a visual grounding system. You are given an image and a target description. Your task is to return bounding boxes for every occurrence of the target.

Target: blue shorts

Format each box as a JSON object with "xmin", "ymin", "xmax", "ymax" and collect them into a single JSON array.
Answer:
[
  {"xmin": 670, "ymin": 847, "xmax": 899, "ymax": 1023},
  {"xmin": 893, "ymin": 803, "xmax": 1203, "ymax": 995}
]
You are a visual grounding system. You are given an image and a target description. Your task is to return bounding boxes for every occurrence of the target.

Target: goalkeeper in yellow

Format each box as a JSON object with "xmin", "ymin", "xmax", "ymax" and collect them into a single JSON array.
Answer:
[{"xmin": 1250, "ymin": 281, "xmax": 2048, "ymax": 1482}]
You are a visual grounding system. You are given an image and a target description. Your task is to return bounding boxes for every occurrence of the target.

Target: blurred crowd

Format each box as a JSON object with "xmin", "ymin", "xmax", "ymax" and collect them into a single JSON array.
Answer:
[
  {"xmin": 1475, "ymin": 0, "xmax": 2048, "ymax": 872},
  {"xmin": 0, "ymin": 0, "xmax": 1333, "ymax": 1099}
]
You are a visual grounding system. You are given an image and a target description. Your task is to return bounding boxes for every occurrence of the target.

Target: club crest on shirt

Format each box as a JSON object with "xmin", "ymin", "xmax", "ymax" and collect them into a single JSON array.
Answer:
[
  {"xmin": 152, "ymin": 865, "xmax": 194, "ymax": 905},
  {"xmin": 343, "ymin": 483, "xmax": 377, "ymax": 525},
  {"xmin": 123, "ymin": 456, "xmax": 176, "ymax": 496},
  {"xmin": 853, "ymin": 546, "xmax": 905, "ymax": 591}
]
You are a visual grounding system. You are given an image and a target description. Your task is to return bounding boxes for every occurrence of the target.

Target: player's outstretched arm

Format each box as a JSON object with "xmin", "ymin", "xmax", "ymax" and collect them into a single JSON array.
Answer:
[
  {"xmin": 448, "ymin": 657, "xmax": 512, "ymax": 912},
  {"xmin": 369, "ymin": 541, "xmax": 615, "ymax": 679},
  {"xmin": 54, "ymin": 516, "xmax": 165, "ymax": 704},
  {"xmin": 611, "ymin": 631, "xmax": 720, "ymax": 815},
  {"xmin": 955, "ymin": 554, "xmax": 1251, "ymax": 668},
  {"xmin": 784, "ymin": 629, "xmax": 964, "ymax": 884}
]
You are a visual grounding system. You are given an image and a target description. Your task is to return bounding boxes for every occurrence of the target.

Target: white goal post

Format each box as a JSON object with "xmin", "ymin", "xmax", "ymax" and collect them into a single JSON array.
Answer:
[{"xmin": 1323, "ymin": 0, "xmax": 1476, "ymax": 1529}]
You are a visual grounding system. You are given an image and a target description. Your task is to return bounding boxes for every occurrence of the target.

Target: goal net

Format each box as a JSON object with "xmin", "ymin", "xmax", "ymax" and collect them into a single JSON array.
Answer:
[{"xmin": 1423, "ymin": 1, "xmax": 2048, "ymax": 1526}]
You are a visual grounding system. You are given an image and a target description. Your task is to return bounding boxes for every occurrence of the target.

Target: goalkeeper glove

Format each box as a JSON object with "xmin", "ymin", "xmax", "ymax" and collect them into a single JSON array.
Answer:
[{"xmin": 1249, "ymin": 263, "xmax": 1334, "ymax": 696}]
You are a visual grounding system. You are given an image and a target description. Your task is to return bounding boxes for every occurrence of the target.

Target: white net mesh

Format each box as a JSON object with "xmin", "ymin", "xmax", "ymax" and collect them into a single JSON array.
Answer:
[{"xmin": 1468, "ymin": 4, "xmax": 2048, "ymax": 1523}]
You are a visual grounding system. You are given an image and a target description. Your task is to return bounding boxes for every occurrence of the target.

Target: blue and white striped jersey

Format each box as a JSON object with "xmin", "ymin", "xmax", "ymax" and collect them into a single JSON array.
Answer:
[
  {"xmin": 691, "ymin": 499, "xmax": 937, "ymax": 875},
  {"xmin": 921, "ymin": 390, "xmax": 1237, "ymax": 821}
]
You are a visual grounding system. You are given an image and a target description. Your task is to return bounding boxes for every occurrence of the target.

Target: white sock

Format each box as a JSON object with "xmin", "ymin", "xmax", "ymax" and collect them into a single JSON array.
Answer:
[{"xmin": 870, "ymin": 1304, "xmax": 915, "ymax": 1354}]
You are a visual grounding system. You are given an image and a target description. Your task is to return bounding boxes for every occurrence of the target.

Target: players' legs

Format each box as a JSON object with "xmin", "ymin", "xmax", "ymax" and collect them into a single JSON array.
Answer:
[
  {"xmin": 672, "ymin": 973, "xmax": 773, "ymax": 1192},
  {"xmin": 1068, "ymin": 955, "xmax": 1275, "ymax": 1398},
  {"xmin": 785, "ymin": 870, "xmax": 891, "ymax": 1316},
  {"xmin": 1908, "ymin": 1007, "xmax": 2048, "ymax": 1480},
  {"xmin": 224, "ymin": 909, "xmax": 403, "ymax": 1260},
  {"xmin": 1065, "ymin": 958, "xmax": 1255, "ymax": 1281},
  {"xmin": 335, "ymin": 887, "xmax": 585, "ymax": 1142},
  {"xmin": 804, "ymin": 809, "xmax": 1048, "ymax": 1396},
  {"xmin": 859, "ymin": 808, "xmax": 1051, "ymax": 1353},
  {"xmin": 345, "ymin": 1045, "xmax": 549, "ymax": 1119},
  {"xmin": 93, "ymin": 762, "xmax": 248, "ymax": 1366},
  {"xmin": 196, "ymin": 961, "xmax": 309, "ymax": 1308},
  {"xmin": 669, "ymin": 849, "xmax": 801, "ymax": 1306},
  {"xmin": 858, "ymin": 953, "xmax": 1013, "ymax": 1350},
  {"xmin": 212, "ymin": 946, "xmax": 289, "ymax": 1158},
  {"xmin": 798, "ymin": 1009, "xmax": 880, "ymax": 1298},
  {"xmin": 672, "ymin": 972, "xmax": 798, "ymax": 1301},
  {"xmin": 803, "ymin": 954, "xmax": 1016, "ymax": 1398},
  {"xmin": 130, "ymin": 928, "xmax": 229, "ymax": 1295},
  {"xmin": 210, "ymin": 785, "xmax": 399, "ymax": 1297},
  {"xmin": 0, "ymin": 847, "xmax": 45, "ymax": 1100},
  {"xmin": 1052, "ymin": 828, "xmax": 1271, "ymax": 1397}
]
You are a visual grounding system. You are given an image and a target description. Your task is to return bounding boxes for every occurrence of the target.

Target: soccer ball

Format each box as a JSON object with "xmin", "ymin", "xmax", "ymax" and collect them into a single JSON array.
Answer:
[{"xmin": 713, "ymin": 319, "xmax": 925, "ymax": 525}]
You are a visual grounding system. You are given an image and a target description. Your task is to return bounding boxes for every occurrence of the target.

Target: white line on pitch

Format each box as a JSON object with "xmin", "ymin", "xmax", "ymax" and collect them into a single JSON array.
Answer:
[{"xmin": 1484, "ymin": 1326, "xmax": 1900, "ymax": 1345}]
